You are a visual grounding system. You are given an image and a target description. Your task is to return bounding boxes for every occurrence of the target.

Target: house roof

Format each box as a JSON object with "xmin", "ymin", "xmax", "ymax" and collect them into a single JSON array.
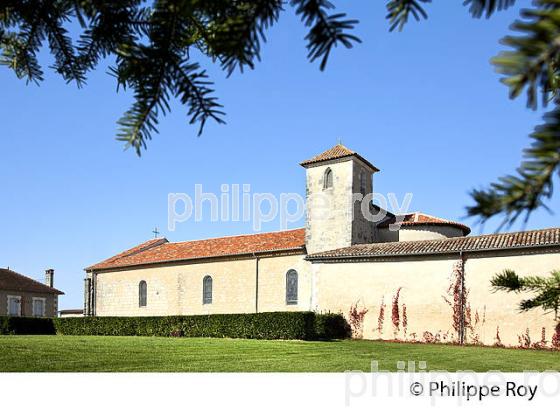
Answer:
[
  {"xmin": 306, "ymin": 227, "xmax": 560, "ymax": 261},
  {"xmin": 0, "ymin": 268, "xmax": 64, "ymax": 295},
  {"xmin": 86, "ymin": 228, "xmax": 306, "ymax": 271},
  {"xmin": 378, "ymin": 212, "xmax": 471, "ymax": 235},
  {"xmin": 300, "ymin": 144, "xmax": 380, "ymax": 172}
]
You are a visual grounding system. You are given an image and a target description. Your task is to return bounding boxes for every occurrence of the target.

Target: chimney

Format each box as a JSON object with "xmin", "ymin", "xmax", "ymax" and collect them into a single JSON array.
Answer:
[{"xmin": 45, "ymin": 269, "xmax": 54, "ymax": 288}]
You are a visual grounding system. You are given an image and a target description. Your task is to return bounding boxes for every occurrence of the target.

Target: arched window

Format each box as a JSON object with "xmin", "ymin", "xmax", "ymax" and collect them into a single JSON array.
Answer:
[
  {"xmin": 360, "ymin": 170, "xmax": 367, "ymax": 194},
  {"xmin": 286, "ymin": 270, "xmax": 298, "ymax": 305},
  {"xmin": 203, "ymin": 275, "xmax": 213, "ymax": 304},
  {"xmin": 139, "ymin": 280, "xmax": 147, "ymax": 307},
  {"xmin": 323, "ymin": 168, "xmax": 333, "ymax": 189}
]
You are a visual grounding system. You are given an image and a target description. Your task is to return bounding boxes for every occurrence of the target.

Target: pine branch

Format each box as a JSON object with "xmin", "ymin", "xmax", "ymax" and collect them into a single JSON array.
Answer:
[
  {"xmin": 491, "ymin": 269, "xmax": 560, "ymax": 318},
  {"xmin": 467, "ymin": 103, "xmax": 560, "ymax": 227},
  {"xmin": 199, "ymin": 0, "xmax": 282, "ymax": 76},
  {"xmin": 115, "ymin": 1, "xmax": 225, "ymax": 154},
  {"xmin": 44, "ymin": 11, "xmax": 85, "ymax": 86},
  {"xmin": 386, "ymin": 0, "xmax": 430, "ymax": 32},
  {"xmin": 115, "ymin": 49, "xmax": 172, "ymax": 155},
  {"xmin": 491, "ymin": 269, "xmax": 524, "ymax": 292},
  {"xmin": 172, "ymin": 61, "xmax": 226, "ymax": 135},
  {"xmin": 2, "ymin": 0, "xmax": 362, "ymax": 153},
  {"xmin": 0, "ymin": 1, "xmax": 47, "ymax": 83},
  {"xmin": 463, "ymin": 0, "xmax": 517, "ymax": 19},
  {"xmin": 492, "ymin": 1, "xmax": 560, "ymax": 110},
  {"xmin": 291, "ymin": 0, "xmax": 361, "ymax": 71},
  {"xmin": 76, "ymin": 2, "xmax": 144, "ymax": 73}
]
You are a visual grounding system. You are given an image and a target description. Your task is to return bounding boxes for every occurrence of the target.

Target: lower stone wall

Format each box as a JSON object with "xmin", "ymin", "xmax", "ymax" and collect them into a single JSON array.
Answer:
[
  {"xmin": 91, "ymin": 246, "xmax": 560, "ymax": 349},
  {"xmin": 314, "ymin": 249, "xmax": 560, "ymax": 348},
  {"xmin": 93, "ymin": 253, "xmax": 311, "ymax": 316}
]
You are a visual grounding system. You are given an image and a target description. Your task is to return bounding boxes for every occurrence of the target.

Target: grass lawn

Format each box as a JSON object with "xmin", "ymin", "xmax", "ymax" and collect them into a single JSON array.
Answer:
[{"xmin": 1, "ymin": 336, "xmax": 559, "ymax": 372}]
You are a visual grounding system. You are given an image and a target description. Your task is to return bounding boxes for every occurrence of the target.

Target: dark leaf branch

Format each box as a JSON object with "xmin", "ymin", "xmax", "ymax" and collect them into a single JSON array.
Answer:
[
  {"xmin": 468, "ymin": 1, "xmax": 560, "ymax": 226},
  {"xmin": 386, "ymin": 0, "xmax": 430, "ymax": 32},
  {"xmin": 172, "ymin": 61, "xmax": 226, "ymax": 134},
  {"xmin": 464, "ymin": 0, "xmax": 517, "ymax": 18},
  {"xmin": 1, "ymin": 0, "xmax": 361, "ymax": 154},
  {"xmin": 466, "ymin": 104, "xmax": 560, "ymax": 228},
  {"xmin": 384, "ymin": 0, "xmax": 517, "ymax": 31},
  {"xmin": 491, "ymin": 269, "xmax": 560, "ymax": 319},
  {"xmin": 0, "ymin": 1, "xmax": 84, "ymax": 85},
  {"xmin": 492, "ymin": 2, "xmax": 560, "ymax": 109},
  {"xmin": 199, "ymin": 0, "xmax": 283, "ymax": 76},
  {"xmin": 291, "ymin": 0, "xmax": 360, "ymax": 71}
]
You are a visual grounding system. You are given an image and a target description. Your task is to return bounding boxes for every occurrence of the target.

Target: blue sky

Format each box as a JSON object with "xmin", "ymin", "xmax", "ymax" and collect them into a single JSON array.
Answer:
[{"xmin": 0, "ymin": 0, "xmax": 556, "ymax": 310}]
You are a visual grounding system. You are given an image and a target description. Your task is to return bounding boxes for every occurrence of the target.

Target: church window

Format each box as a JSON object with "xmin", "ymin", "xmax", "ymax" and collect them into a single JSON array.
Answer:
[
  {"xmin": 286, "ymin": 270, "xmax": 298, "ymax": 305},
  {"xmin": 360, "ymin": 170, "xmax": 367, "ymax": 194},
  {"xmin": 139, "ymin": 280, "xmax": 147, "ymax": 307},
  {"xmin": 203, "ymin": 275, "xmax": 213, "ymax": 304},
  {"xmin": 324, "ymin": 168, "xmax": 333, "ymax": 189}
]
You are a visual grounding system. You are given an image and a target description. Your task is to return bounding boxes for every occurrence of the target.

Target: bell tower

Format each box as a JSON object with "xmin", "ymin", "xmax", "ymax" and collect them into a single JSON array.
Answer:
[{"xmin": 300, "ymin": 144, "xmax": 380, "ymax": 254}]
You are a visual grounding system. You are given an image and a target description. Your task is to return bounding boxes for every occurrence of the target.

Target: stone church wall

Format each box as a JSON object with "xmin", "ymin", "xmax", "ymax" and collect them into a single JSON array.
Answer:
[
  {"xmin": 314, "ymin": 249, "xmax": 560, "ymax": 348},
  {"xmin": 93, "ymin": 253, "xmax": 312, "ymax": 316},
  {"xmin": 92, "ymin": 246, "xmax": 560, "ymax": 349}
]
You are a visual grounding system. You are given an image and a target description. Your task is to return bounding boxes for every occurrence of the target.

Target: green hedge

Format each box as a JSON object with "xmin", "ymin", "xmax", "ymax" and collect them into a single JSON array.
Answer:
[
  {"xmin": 53, "ymin": 312, "xmax": 350, "ymax": 340},
  {"xmin": 0, "ymin": 316, "xmax": 56, "ymax": 335}
]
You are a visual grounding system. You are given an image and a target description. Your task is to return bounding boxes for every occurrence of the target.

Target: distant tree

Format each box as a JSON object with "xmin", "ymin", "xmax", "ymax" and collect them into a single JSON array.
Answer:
[
  {"xmin": 1, "ymin": 1, "xmax": 559, "ymax": 227},
  {"xmin": 491, "ymin": 269, "xmax": 560, "ymax": 319}
]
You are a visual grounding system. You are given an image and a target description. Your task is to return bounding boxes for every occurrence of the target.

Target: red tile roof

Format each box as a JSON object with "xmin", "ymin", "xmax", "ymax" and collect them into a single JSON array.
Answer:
[
  {"xmin": 87, "ymin": 228, "xmax": 306, "ymax": 271},
  {"xmin": 306, "ymin": 227, "xmax": 560, "ymax": 260},
  {"xmin": 0, "ymin": 268, "xmax": 64, "ymax": 294},
  {"xmin": 300, "ymin": 144, "xmax": 380, "ymax": 172},
  {"xmin": 379, "ymin": 212, "xmax": 471, "ymax": 235}
]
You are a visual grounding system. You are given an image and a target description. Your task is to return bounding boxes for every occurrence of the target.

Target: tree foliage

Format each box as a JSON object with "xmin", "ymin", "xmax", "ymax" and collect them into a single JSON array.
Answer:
[
  {"xmin": 1, "ymin": 0, "xmax": 360, "ymax": 154},
  {"xmin": 1, "ymin": 1, "xmax": 559, "ymax": 227},
  {"xmin": 465, "ymin": 1, "xmax": 560, "ymax": 228},
  {"xmin": 491, "ymin": 269, "xmax": 560, "ymax": 319},
  {"xmin": 382, "ymin": 0, "xmax": 558, "ymax": 229}
]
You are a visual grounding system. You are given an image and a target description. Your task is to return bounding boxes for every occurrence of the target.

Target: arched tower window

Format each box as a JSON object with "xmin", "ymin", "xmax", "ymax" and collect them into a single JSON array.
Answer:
[
  {"xmin": 286, "ymin": 270, "xmax": 298, "ymax": 305},
  {"xmin": 323, "ymin": 168, "xmax": 333, "ymax": 189},
  {"xmin": 360, "ymin": 170, "xmax": 367, "ymax": 194},
  {"xmin": 139, "ymin": 280, "xmax": 147, "ymax": 307},
  {"xmin": 203, "ymin": 275, "xmax": 213, "ymax": 304}
]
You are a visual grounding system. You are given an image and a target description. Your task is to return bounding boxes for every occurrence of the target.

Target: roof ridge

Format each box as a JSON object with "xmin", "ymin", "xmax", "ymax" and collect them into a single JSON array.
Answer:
[
  {"xmin": 374, "ymin": 226, "xmax": 559, "ymax": 246},
  {"xmin": 85, "ymin": 237, "xmax": 168, "ymax": 270},
  {"xmin": 86, "ymin": 228, "xmax": 307, "ymax": 271},
  {"xmin": 170, "ymin": 227, "xmax": 305, "ymax": 245},
  {"xmin": 307, "ymin": 226, "xmax": 560, "ymax": 259},
  {"xmin": 0, "ymin": 268, "xmax": 64, "ymax": 294},
  {"xmin": 300, "ymin": 144, "xmax": 380, "ymax": 172}
]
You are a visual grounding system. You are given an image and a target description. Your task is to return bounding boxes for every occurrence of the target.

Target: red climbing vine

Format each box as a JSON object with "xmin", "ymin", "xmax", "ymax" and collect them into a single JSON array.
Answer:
[
  {"xmin": 443, "ymin": 260, "xmax": 470, "ymax": 342},
  {"xmin": 494, "ymin": 326, "xmax": 504, "ymax": 347},
  {"xmin": 391, "ymin": 287, "xmax": 402, "ymax": 338},
  {"xmin": 348, "ymin": 301, "xmax": 369, "ymax": 339},
  {"xmin": 552, "ymin": 323, "xmax": 560, "ymax": 349},
  {"xmin": 402, "ymin": 304, "xmax": 408, "ymax": 339}
]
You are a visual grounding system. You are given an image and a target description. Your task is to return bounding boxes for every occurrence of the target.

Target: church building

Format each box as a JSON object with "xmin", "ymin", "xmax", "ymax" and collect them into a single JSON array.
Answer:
[{"xmin": 84, "ymin": 145, "xmax": 560, "ymax": 347}]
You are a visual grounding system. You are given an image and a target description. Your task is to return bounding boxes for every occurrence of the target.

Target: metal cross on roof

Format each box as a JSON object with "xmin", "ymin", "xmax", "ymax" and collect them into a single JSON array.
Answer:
[{"xmin": 152, "ymin": 227, "xmax": 160, "ymax": 238}]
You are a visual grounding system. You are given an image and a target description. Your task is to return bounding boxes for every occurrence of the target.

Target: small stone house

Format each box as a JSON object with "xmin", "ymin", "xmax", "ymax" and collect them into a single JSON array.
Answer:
[{"xmin": 0, "ymin": 268, "xmax": 64, "ymax": 317}]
